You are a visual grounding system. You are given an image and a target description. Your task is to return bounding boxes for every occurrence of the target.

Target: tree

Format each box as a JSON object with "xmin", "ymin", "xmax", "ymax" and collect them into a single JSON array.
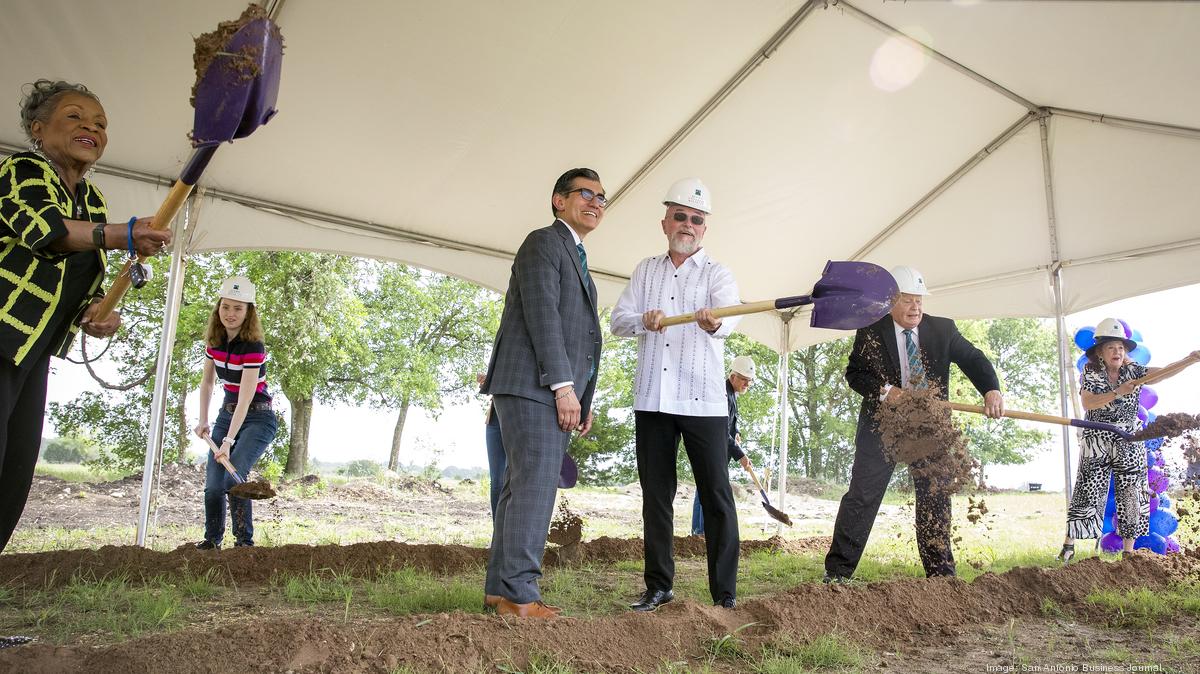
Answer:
[
  {"xmin": 350, "ymin": 262, "xmax": 500, "ymax": 471},
  {"xmin": 950, "ymin": 318, "xmax": 1058, "ymax": 472},
  {"xmin": 49, "ymin": 250, "xmax": 230, "ymax": 471},
  {"xmin": 570, "ymin": 316, "xmax": 638, "ymax": 485}
]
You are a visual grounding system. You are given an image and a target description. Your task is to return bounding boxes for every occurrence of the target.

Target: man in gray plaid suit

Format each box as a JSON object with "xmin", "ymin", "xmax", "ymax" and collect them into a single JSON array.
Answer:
[{"xmin": 479, "ymin": 168, "xmax": 605, "ymax": 618}]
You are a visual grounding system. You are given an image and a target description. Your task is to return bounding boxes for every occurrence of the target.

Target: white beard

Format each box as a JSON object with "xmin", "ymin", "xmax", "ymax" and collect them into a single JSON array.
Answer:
[{"xmin": 669, "ymin": 233, "xmax": 700, "ymax": 256}]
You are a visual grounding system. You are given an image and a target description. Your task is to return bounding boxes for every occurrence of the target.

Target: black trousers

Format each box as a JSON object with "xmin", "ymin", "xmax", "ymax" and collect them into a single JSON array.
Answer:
[
  {"xmin": 635, "ymin": 411, "xmax": 739, "ymax": 602},
  {"xmin": 824, "ymin": 427, "xmax": 955, "ymax": 578},
  {"xmin": 0, "ymin": 353, "xmax": 51, "ymax": 553}
]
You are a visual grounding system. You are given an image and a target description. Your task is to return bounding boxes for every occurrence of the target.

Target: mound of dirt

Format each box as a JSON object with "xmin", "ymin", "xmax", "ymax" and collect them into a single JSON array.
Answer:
[
  {"xmin": 0, "ymin": 536, "xmax": 831, "ymax": 590},
  {"xmin": 4, "ymin": 554, "xmax": 1193, "ymax": 674}
]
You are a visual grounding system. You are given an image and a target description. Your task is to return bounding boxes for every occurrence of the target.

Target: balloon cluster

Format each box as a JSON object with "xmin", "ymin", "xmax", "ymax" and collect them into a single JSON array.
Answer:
[{"xmin": 1074, "ymin": 321, "xmax": 1180, "ymax": 555}]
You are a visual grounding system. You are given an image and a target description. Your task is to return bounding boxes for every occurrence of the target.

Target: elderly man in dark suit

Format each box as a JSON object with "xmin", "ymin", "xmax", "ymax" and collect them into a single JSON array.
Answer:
[
  {"xmin": 479, "ymin": 168, "xmax": 605, "ymax": 618},
  {"xmin": 824, "ymin": 265, "xmax": 1004, "ymax": 582}
]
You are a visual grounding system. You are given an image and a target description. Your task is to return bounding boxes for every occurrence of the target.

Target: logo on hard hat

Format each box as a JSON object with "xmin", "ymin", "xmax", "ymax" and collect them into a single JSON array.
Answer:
[{"xmin": 694, "ymin": 189, "xmax": 702, "ymax": 196}]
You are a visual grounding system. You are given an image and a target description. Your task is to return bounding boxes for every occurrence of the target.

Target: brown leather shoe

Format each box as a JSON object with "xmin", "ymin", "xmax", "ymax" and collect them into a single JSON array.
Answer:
[
  {"xmin": 496, "ymin": 597, "xmax": 559, "ymax": 618},
  {"xmin": 485, "ymin": 594, "xmax": 561, "ymax": 613}
]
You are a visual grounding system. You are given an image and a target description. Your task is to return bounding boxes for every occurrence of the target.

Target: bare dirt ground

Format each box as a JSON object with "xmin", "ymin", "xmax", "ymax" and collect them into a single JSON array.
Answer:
[{"xmin": 3, "ymin": 468, "xmax": 1199, "ymax": 672}]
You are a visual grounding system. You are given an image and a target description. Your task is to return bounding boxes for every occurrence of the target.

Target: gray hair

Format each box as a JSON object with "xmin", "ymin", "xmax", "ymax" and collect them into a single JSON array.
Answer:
[{"xmin": 19, "ymin": 79, "xmax": 100, "ymax": 143}]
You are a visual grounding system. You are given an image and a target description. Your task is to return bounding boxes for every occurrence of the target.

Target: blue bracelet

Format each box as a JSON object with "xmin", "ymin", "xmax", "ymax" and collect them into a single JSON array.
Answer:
[{"xmin": 126, "ymin": 217, "xmax": 137, "ymax": 258}]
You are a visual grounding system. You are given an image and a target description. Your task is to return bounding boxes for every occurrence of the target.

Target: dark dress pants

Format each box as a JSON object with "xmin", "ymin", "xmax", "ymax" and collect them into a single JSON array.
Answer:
[
  {"xmin": 636, "ymin": 411, "xmax": 739, "ymax": 603},
  {"xmin": 824, "ymin": 425, "xmax": 955, "ymax": 578},
  {"xmin": 0, "ymin": 353, "xmax": 51, "ymax": 553}
]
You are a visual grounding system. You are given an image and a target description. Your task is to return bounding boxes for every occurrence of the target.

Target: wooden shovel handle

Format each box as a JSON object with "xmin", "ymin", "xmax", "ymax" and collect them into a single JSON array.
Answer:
[
  {"xmin": 203, "ymin": 435, "xmax": 244, "ymax": 484},
  {"xmin": 742, "ymin": 462, "xmax": 767, "ymax": 494},
  {"xmin": 660, "ymin": 299, "xmax": 779, "ymax": 328},
  {"xmin": 91, "ymin": 180, "xmax": 194, "ymax": 321},
  {"xmin": 946, "ymin": 402, "xmax": 1074, "ymax": 427},
  {"xmin": 1128, "ymin": 352, "xmax": 1200, "ymax": 388}
]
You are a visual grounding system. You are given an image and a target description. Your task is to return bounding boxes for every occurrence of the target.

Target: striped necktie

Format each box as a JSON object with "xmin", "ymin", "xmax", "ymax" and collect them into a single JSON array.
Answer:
[{"xmin": 903, "ymin": 329, "xmax": 927, "ymax": 389}]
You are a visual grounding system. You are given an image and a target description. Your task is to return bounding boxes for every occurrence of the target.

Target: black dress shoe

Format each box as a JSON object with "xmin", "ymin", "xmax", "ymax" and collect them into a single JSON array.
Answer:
[
  {"xmin": 193, "ymin": 540, "xmax": 219, "ymax": 550},
  {"xmin": 822, "ymin": 573, "xmax": 850, "ymax": 585},
  {"xmin": 714, "ymin": 596, "xmax": 736, "ymax": 609},
  {"xmin": 630, "ymin": 589, "xmax": 674, "ymax": 612}
]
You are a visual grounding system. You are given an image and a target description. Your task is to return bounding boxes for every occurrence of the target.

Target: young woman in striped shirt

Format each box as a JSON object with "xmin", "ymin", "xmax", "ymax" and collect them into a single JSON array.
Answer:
[{"xmin": 192, "ymin": 276, "xmax": 277, "ymax": 549}]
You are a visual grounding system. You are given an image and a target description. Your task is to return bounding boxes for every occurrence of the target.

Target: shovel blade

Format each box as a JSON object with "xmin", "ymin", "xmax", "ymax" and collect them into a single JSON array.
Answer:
[
  {"xmin": 809, "ymin": 260, "xmax": 897, "ymax": 330},
  {"xmin": 559, "ymin": 452, "xmax": 578, "ymax": 489},
  {"xmin": 192, "ymin": 17, "xmax": 284, "ymax": 147}
]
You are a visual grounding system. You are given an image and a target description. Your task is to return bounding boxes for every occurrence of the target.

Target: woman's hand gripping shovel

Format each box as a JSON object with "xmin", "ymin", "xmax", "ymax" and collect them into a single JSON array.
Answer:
[
  {"xmin": 203, "ymin": 435, "xmax": 276, "ymax": 500},
  {"xmin": 660, "ymin": 260, "xmax": 898, "ymax": 330},
  {"xmin": 93, "ymin": 6, "xmax": 284, "ymax": 319}
]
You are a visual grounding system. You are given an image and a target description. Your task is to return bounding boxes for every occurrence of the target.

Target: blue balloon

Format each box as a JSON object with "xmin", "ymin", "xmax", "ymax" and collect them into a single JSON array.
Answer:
[
  {"xmin": 1074, "ymin": 327, "xmax": 1096, "ymax": 351},
  {"xmin": 1145, "ymin": 437, "xmax": 1164, "ymax": 451},
  {"xmin": 1076, "ymin": 353, "xmax": 1088, "ymax": 372},
  {"xmin": 1149, "ymin": 510, "xmax": 1179, "ymax": 537},
  {"xmin": 1130, "ymin": 344, "xmax": 1152, "ymax": 366},
  {"xmin": 1160, "ymin": 495, "xmax": 1171, "ymax": 509},
  {"xmin": 1134, "ymin": 532, "xmax": 1168, "ymax": 555},
  {"xmin": 1131, "ymin": 329, "xmax": 1144, "ymax": 342}
]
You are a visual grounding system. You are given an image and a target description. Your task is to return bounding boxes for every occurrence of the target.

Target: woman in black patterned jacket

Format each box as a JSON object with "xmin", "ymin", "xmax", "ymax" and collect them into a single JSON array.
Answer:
[
  {"xmin": 0, "ymin": 80, "xmax": 171, "ymax": 553},
  {"xmin": 1058, "ymin": 318, "xmax": 1197, "ymax": 562}
]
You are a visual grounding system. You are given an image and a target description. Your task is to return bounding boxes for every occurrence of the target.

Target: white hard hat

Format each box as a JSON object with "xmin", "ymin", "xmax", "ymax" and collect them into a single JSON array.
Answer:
[
  {"xmin": 663, "ymin": 177, "xmax": 712, "ymax": 214},
  {"xmin": 218, "ymin": 276, "xmax": 256, "ymax": 304},
  {"xmin": 1090, "ymin": 317, "xmax": 1136, "ymax": 353},
  {"xmin": 890, "ymin": 265, "xmax": 931, "ymax": 296},
  {"xmin": 730, "ymin": 355, "xmax": 755, "ymax": 379}
]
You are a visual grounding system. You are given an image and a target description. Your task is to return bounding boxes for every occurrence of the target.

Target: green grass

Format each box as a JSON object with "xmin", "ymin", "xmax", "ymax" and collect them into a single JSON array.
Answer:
[
  {"xmin": 497, "ymin": 651, "xmax": 579, "ymax": 673},
  {"xmin": 34, "ymin": 462, "xmax": 131, "ymax": 483},
  {"xmin": 275, "ymin": 569, "xmax": 358, "ymax": 604},
  {"xmin": 10, "ymin": 573, "xmax": 189, "ymax": 641},
  {"xmin": 366, "ymin": 568, "xmax": 483, "ymax": 614},
  {"xmin": 1086, "ymin": 584, "xmax": 1200, "ymax": 629},
  {"xmin": 753, "ymin": 634, "xmax": 867, "ymax": 672}
]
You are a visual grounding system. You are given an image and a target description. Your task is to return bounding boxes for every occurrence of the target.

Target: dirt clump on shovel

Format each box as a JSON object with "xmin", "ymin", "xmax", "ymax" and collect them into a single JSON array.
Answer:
[
  {"xmin": 876, "ymin": 386, "xmax": 978, "ymax": 496},
  {"xmin": 1129, "ymin": 412, "xmax": 1200, "ymax": 442},
  {"xmin": 228, "ymin": 480, "xmax": 275, "ymax": 500},
  {"xmin": 191, "ymin": 3, "xmax": 269, "ymax": 106}
]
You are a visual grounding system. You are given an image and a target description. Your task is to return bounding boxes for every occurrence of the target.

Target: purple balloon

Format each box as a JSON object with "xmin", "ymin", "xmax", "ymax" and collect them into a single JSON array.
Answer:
[
  {"xmin": 1100, "ymin": 532, "xmax": 1124, "ymax": 553},
  {"xmin": 1149, "ymin": 493, "xmax": 1159, "ymax": 514},
  {"xmin": 1117, "ymin": 319, "xmax": 1132, "ymax": 338},
  {"xmin": 1147, "ymin": 467, "xmax": 1169, "ymax": 494},
  {"xmin": 1139, "ymin": 386, "xmax": 1158, "ymax": 410},
  {"xmin": 1074, "ymin": 327, "xmax": 1096, "ymax": 351},
  {"xmin": 1137, "ymin": 406, "xmax": 1148, "ymax": 423},
  {"xmin": 1166, "ymin": 537, "xmax": 1180, "ymax": 554}
]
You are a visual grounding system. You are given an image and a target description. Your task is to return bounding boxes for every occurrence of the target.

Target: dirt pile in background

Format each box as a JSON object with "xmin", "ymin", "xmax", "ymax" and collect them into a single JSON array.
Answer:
[
  {"xmin": 4, "ymin": 554, "xmax": 1193, "ymax": 674},
  {"xmin": 0, "ymin": 536, "xmax": 829, "ymax": 590}
]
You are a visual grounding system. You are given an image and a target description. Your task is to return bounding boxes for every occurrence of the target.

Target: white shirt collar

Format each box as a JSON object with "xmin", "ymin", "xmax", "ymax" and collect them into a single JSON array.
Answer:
[
  {"xmin": 663, "ymin": 247, "xmax": 708, "ymax": 268},
  {"xmin": 556, "ymin": 218, "xmax": 583, "ymax": 246},
  {"xmin": 894, "ymin": 320, "xmax": 919, "ymax": 339}
]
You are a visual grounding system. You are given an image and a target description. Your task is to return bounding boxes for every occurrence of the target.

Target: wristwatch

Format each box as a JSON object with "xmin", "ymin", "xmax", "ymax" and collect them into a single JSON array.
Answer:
[{"xmin": 91, "ymin": 223, "xmax": 106, "ymax": 249}]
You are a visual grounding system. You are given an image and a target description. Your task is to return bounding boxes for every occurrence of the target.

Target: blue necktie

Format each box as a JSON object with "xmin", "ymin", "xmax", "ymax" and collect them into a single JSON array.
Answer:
[
  {"xmin": 903, "ymin": 329, "xmax": 927, "ymax": 389},
  {"xmin": 578, "ymin": 243, "xmax": 595, "ymax": 382}
]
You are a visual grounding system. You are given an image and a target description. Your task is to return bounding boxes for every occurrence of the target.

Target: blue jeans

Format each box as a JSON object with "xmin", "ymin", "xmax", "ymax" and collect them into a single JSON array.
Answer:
[
  {"xmin": 204, "ymin": 408, "xmax": 277, "ymax": 546},
  {"xmin": 485, "ymin": 420, "xmax": 507, "ymax": 519},
  {"xmin": 691, "ymin": 492, "xmax": 705, "ymax": 535}
]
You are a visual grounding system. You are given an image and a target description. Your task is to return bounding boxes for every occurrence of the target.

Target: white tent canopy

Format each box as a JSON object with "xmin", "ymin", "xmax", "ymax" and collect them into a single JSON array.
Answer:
[{"xmin": 4, "ymin": 1, "xmax": 1198, "ymax": 541}]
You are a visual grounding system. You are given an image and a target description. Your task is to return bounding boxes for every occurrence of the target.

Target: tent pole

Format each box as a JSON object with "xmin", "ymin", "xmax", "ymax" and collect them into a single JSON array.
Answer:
[
  {"xmin": 775, "ymin": 313, "xmax": 792, "ymax": 535},
  {"xmin": 1052, "ymin": 268, "xmax": 1075, "ymax": 505},
  {"xmin": 1037, "ymin": 112, "xmax": 1074, "ymax": 506},
  {"xmin": 134, "ymin": 197, "xmax": 191, "ymax": 546},
  {"xmin": 1047, "ymin": 107, "xmax": 1200, "ymax": 141}
]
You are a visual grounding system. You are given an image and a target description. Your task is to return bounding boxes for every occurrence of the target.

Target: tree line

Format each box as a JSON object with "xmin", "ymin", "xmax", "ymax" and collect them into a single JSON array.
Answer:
[{"xmin": 50, "ymin": 251, "xmax": 1060, "ymax": 485}]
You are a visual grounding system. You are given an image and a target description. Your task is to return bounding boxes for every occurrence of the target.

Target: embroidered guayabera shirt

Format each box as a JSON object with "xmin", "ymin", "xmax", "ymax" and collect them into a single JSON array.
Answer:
[
  {"xmin": 611, "ymin": 248, "xmax": 740, "ymax": 417},
  {"xmin": 0, "ymin": 152, "xmax": 106, "ymax": 367}
]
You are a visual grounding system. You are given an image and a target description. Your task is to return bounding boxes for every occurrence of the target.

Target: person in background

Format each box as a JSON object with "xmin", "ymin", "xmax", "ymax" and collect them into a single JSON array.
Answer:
[
  {"xmin": 692, "ymin": 355, "xmax": 755, "ymax": 536},
  {"xmin": 0, "ymin": 79, "xmax": 170, "ymax": 554},
  {"xmin": 193, "ymin": 277, "xmax": 278, "ymax": 549}
]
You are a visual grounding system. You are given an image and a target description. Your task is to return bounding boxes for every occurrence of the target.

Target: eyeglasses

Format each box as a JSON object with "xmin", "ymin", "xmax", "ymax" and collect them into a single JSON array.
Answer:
[
  {"xmin": 672, "ymin": 211, "xmax": 706, "ymax": 226},
  {"xmin": 566, "ymin": 188, "xmax": 607, "ymax": 208}
]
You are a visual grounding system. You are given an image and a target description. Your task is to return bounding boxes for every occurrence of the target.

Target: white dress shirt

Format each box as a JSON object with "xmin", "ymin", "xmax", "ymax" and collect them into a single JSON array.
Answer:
[{"xmin": 610, "ymin": 248, "xmax": 740, "ymax": 416}]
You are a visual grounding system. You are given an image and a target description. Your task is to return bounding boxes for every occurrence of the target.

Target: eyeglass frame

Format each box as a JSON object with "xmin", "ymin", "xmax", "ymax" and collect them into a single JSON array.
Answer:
[{"xmin": 565, "ymin": 187, "xmax": 608, "ymax": 208}]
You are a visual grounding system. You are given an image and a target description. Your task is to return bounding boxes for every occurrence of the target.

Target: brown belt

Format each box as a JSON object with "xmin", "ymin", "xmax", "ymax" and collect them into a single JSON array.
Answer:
[{"xmin": 223, "ymin": 401, "xmax": 272, "ymax": 414}]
